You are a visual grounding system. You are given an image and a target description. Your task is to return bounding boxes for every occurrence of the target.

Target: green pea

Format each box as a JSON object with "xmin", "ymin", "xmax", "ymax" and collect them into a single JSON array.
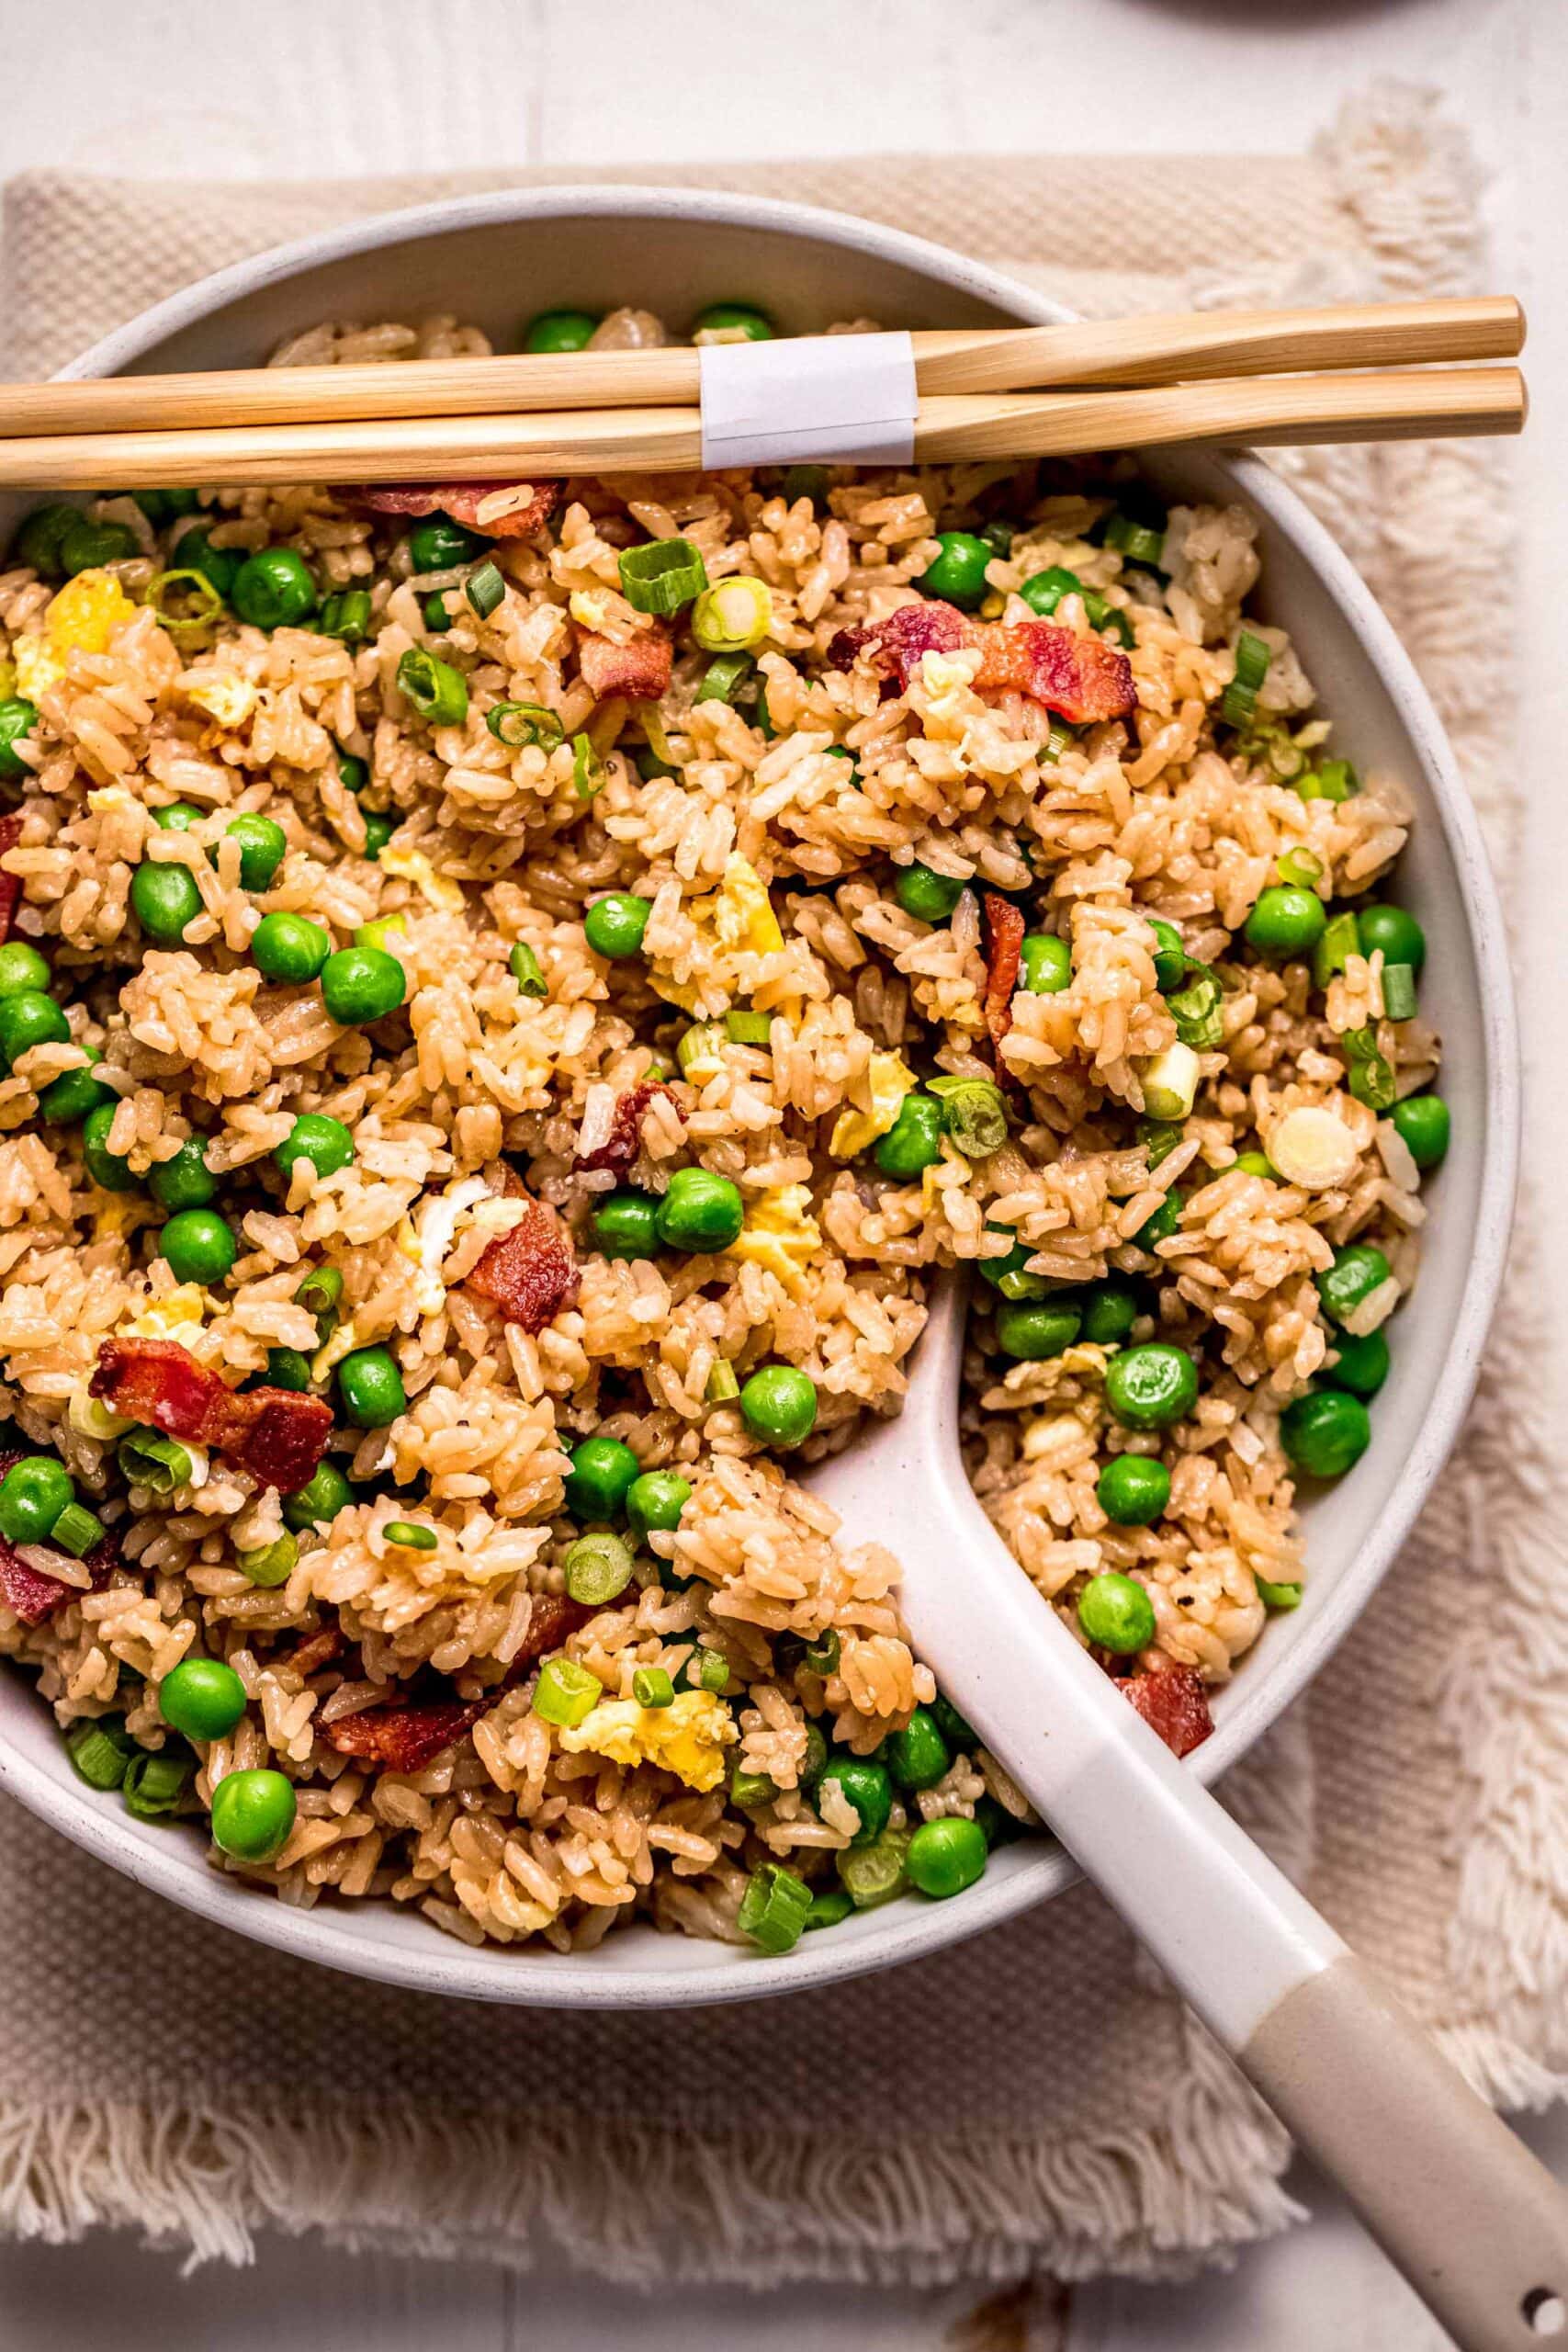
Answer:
[
  {"xmin": 1148, "ymin": 917, "xmax": 1187, "ymax": 991},
  {"xmin": 336, "ymin": 1345, "xmax": 406, "ymax": 1430},
  {"xmin": 0, "ymin": 986, "xmax": 68, "ymax": 1069},
  {"xmin": 885, "ymin": 1707, "xmax": 951, "ymax": 1792},
  {"xmin": 209, "ymin": 1767, "xmax": 297, "ymax": 1862},
  {"xmin": 275, "ymin": 1113, "xmax": 355, "ymax": 1182},
  {"xmin": 1020, "ymin": 933, "xmax": 1071, "ymax": 993},
  {"xmin": 739, "ymin": 1364, "xmax": 818, "ymax": 1450},
  {"xmin": 1104, "ymin": 1341, "xmax": 1199, "ymax": 1430},
  {"xmin": 917, "ymin": 531, "xmax": 993, "ymax": 611},
  {"xmin": 906, "ymin": 1815, "xmax": 988, "ymax": 1900},
  {"xmin": 131, "ymin": 488, "xmax": 200, "ymax": 526},
  {"xmin": 583, "ymin": 893, "xmax": 652, "ymax": 960},
  {"xmin": 408, "ymin": 518, "xmax": 483, "ymax": 571},
  {"xmin": 1315, "ymin": 1243, "xmax": 1392, "ymax": 1329},
  {"xmin": 564, "ymin": 1434, "xmax": 641, "ymax": 1523},
  {"xmin": 282, "ymin": 1458, "xmax": 354, "ymax": 1532},
  {"xmin": 320, "ymin": 944, "xmax": 406, "ymax": 1026},
  {"xmin": 818, "ymin": 1754, "xmax": 893, "ymax": 1847},
  {"xmin": 423, "ymin": 589, "xmax": 454, "ymax": 632},
  {"xmin": 130, "ymin": 858, "xmax": 204, "ymax": 944},
  {"xmin": 148, "ymin": 1136, "xmax": 216, "ymax": 1211},
  {"xmin": 0, "ymin": 1454, "xmax": 73, "ymax": 1544},
  {"xmin": 895, "ymin": 862, "xmax": 965, "ymax": 922},
  {"xmin": 1391, "ymin": 1093, "xmax": 1449, "ymax": 1170},
  {"xmin": 12, "ymin": 503, "xmax": 80, "ymax": 580},
  {"xmin": 170, "ymin": 527, "xmax": 243, "ymax": 602},
  {"xmin": 930, "ymin": 1692, "xmax": 977, "ymax": 1751},
  {"xmin": 159, "ymin": 1657, "xmax": 247, "ymax": 1742},
  {"xmin": 153, "ymin": 802, "xmax": 203, "ymax": 832},
  {"xmin": 0, "ymin": 942, "xmax": 50, "ymax": 999},
  {"xmin": 1357, "ymin": 902, "xmax": 1426, "ymax": 976},
  {"xmin": 217, "ymin": 812, "xmax": 287, "ymax": 891},
  {"xmin": 655, "ymin": 1166, "xmax": 745, "ymax": 1253},
  {"xmin": 692, "ymin": 302, "xmax": 773, "ymax": 342},
  {"xmin": 1134, "ymin": 1191, "xmax": 1182, "ymax": 1251},
  {"xmin": 59, "ymin": 515, "xmax": 138, "ymax": 576},
  {"xmin": 265, "ymin": 1347, "xmax": 313, "ymax": 1392},
  {"xmin": 1080, "ymin": 1280, "xmax": 1140, "ymax": 1347},
  {"xmin": 874, "ymin": 1092, "xmax": 946, "ymax": 1179},
  {"xmin": 158, "ymin": 1207, "xmax": 236, "ymax": 1286},
  {"xmin": 0, "ymin": 696, "xmax": 39, "ymax": 782},
  {"xmin": 524, "ymin": 309, "xmax": 600, "ymax": 354},
  {"xmin": 1322, "ymin": 1327, "xmax": 1390, "ymax": 1398},
  {"xmin": 1280, "ymin": 1388, "xmax": 1371, "ymax": 1480},
  {"xmin": 1097, "ymin": 1453, "xmax": 1170, "ymax": 1526},
  {"xmin": 1245, "ymin": 885, "xmax": 1327, "ymax": 958},
  {"xmin": 39, "ymin": 1047, "xmax": 115, "ymax": 1125},
  {"xmin": 82, "ymin": 1101, "xmax": 136, "ymax": 1190},
  {"xmin": 626, "ymin": 1470, "xmax": 692, "ymax": 1544},
  {"xmin": 231, "ymin": 546, "xmax": 317, "ymax": 630},
  {"xmin": 995, "ymin": 1297, "xmax": 1081, "ymax": 1361},
  {"xmin": 591, "ymin": 1187, "xmax": 662, "ymax": 1261},
  {"xmin": 1077, "ymin": 1569, "xmax": 1156, "ymax": 1654},
  {"xmin": 976, "ymin": 1227, "xmax": 1047, "ymax": 1304},
  {"xmin": 361, "ymin": 809, "xmax": 396, "ymax": 861},
  {"xmin": 251, "ymin": 910, "xmax": 331, "ymax": 984}
]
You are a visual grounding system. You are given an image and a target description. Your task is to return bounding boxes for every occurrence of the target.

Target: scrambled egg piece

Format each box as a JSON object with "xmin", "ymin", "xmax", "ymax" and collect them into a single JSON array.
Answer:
[
  {"xmin": 121, "ymin": 1284, "xmax": 208, "ymax": 1345},
  {"xmin": 182, "ymin": 672, "xmax": 257, "ymax": 729},
  {"xmin": 14, "ymin": 570, "xmax": 138, "ymax": 698},
  {"xmin": 829, "ymin": 1051, "xmax": 916, "ymax": 1160},
  {"xmin": 728, "ymin": 1182, "xmax": 821, "ymax": 1295},
  {"xmin": 378, "ymin": 842, "xmax": 465, "ymax": 915},
  {"xmin": 311, "ymin": 1317, "xmax": 361, "ymax": 1383},
  {"xmin": 568, "ymin": 588, "xmax": 610, "ymax": 632},
  {"xmin": 559, "ymin": 1689, "xmax": 737, "ymax": 1792},
  {"xmin": 651, "ymin": 854, "xmax": 788, "ymax": 1014}
]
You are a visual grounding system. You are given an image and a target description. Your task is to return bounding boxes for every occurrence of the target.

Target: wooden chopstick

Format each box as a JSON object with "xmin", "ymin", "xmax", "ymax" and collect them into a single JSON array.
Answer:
[
  {"xmin": 0, "ymin": 297, "xmax": 1525, "ymax": 439},
  {"xmin": 0, "ymin": 368, "xmax": 1527, "ymax": 492}
]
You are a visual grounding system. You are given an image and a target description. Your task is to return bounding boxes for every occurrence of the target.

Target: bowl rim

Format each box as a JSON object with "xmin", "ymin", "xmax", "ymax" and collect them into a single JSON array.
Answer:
[{"xmin": 0, "ymin": 182, "xmax": 1519, "ymax": 2007}]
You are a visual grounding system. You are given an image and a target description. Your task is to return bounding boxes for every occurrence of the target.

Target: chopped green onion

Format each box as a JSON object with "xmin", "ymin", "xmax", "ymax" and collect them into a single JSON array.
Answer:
[
  {"xmin": 1302, "ymin": 758, "xmax": 1358, "ymax": 803},
  {"xmin": 144, "ymin": 568, "xmax": 224, "ymax": 640},
  {"xmin": 571, "ymin": 732, "xmax": 604, "ymax": 799},
  {"xmin": 835, "ymin": 1829, "xmax": 910, "ymax": 1910},
  {"xmin": 1018, "ymin": 565, "xmax": 1131, "ymax": 645},
  {"xmin": 397, "ymin": 647, "xmax": 468, "ymax": 728},
  {"xmin": 803, "ymin": 1627, "xmax": 840, "ymax": 1677},
  {"xmin": 696, "ymin": 1646, "xmax": 729, "ymax": 1693},
  {"xmin": 320, "ymin": 589, "xmax": 372, "ymax": 642},
  {"xmin": 1313, "ymin": 910, "xmax": 1361, "ymax": 989},
  {"xmin": 117, "ymin": 1430, "xmax": 194, "ymax": 1495},
  {"xmin": 532, "ymin": 1655, "xmax": 602, "ymax": 1727},
  {"xmin": 1138, "ymin": 1116, "xmax": 1184, "ymax": 1170},
  {"xmin": 509, "ymin": 942, "xmax": 547, "ymax": 998},
  {"xmin": 1103, "ymin": 514, "xmax": 1167, "ymax": 567},
  {"xmin": 632, "ymin": 1667, "xmax": 674, "ymax": 1709},
  {"xmin": 1167, "ymin": 967, "xmax": 1225, "ymax": 1051},
  {"xmin": 563, "ymin": 1532, "xmax": 636, "ymax": 1607},
  {"xmin": 780, "ymin": 466, "xmax": 829, "ymax": 507},
  {"xmin": 617, "ymin": 537, "xmax": 708, "ymax": 616},
  {"xmin": 927, "ymin": 1075, "xmax": 1008, "ymax": 1159},
  {"xmin": 51, "ymin": 1501, "xmax": 104, "ymax": 1557},
  {"xmin": 1043, "ymin": 718, "xmax": 1076, "ymax": 762},
  {"xmin": 731, "ymin": 1766, "xmax": 778, "ymax": 1810},
  {"xmin": 1255, "ymin": 1574, "xmax": 1303, "ymax": 1610},
  {"xmin": 487, "ymin": 701, "xmax": 563, "ymax": 752},
  {"xmin": 705, "ymin": 1360, "xmax": 740, "ymax": 1406},
  {"xmin": 805, "ymin": 1885, "xmax": 854, "ymax": 1931},
  {"xmin": 1343, "ymin": 1025, "xmax": 1397, "ymax": 1112},
  {"xmin": 1222, "ymin": 632, "xmax": 1272, "ymax": 729},
  {"xmin": 1382, "ymin": 961, "xmax": 1417, "ymax": 1022},
  {"xmin": 677, "ymin": 1021, "xmax": 727, "ymax": 1078},
  {"xmin": 66, "ymin": 1716, "xmax": 136, "ymax": 1791},
  {"xmin": 383, "ymin": 1521, "xmax": 437, "ymax": 1551},
  {"xmin": 692, "ymin": 576, "xmax": 773, "ymax": 654},
  {"xmin": 695, "ymin": 652, "xmax": 753, "ymax": 706},
  {"xmin": 238, "ymin": 1533, "xmax": 298, "ymax": 1589},
  {"xmin": 122, "ymin": 1749, "xmax": 193, "ymax": 1818},
  {"xmin": 1278, "ymin": 847, "xmax": 1323, "ymax": 887},
  {"xmin": 293, "ymin": 1264, "xmax": 344, "ymax": 1324},
  {"xmin": 465, "ymin": 560, "xmax": 505, "ymax": 619},
  {"xmin": 1139, "ymin": 1040, "xmax": 1201, "ymax": 1123},
  {"xmin": 725, "ymin": 1009, "xmax": 771, "ymax": 1046},
  {"xmin": 737, "ymin": 1860, "xmax": 813, "ymax": 1954}
]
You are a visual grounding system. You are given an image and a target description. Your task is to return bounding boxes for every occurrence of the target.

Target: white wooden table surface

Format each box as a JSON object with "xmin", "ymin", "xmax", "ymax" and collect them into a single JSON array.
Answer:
[{"xmin": 2, "ymin": 0, "xmax": 1565, "ymax": 2343}]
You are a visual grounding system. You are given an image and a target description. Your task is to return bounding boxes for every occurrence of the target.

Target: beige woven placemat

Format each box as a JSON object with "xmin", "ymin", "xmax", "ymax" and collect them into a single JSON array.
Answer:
[{"xmin": 0, "ymin": 84, "xmax": 1559, "ymax": 2287}]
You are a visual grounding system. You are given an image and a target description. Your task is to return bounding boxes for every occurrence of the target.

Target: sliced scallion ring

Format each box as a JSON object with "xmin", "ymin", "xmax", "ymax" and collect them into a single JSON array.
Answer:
[
  {"xmin": 1342, "ymin": 1024, "xmax": 1397, "ymax": 1111},
  {"xmin": 464, "ymin": 560, "xmax": 505, "ymax": 619},
  {"xmin": 397, "ymin": 647, "xmax": 468, "ymax": 728},
  {"xmin": 144, "ymin": 568, "xmax": 224, "ymax": 641},
  {"xmin": 320, "ymin": 589, "xmax": 372, "ymax": 642},
  {"xmin": 705, "ymin": 1359, "xmax": 740, "ymax": 1405},
  {"xmin": 571, "ymin": 731, "xmax": 604, "ymax": 799},
  {"xmin": 1103, "ymin": 514, "xmax": 1168, "ymax": 568},
  {"xmin": 694, "ymin": 652, "xmax": 753, "ymax": 706},
  {"xmin": 1277, "ymin": 847, "xmax": 1324, "ymax": 888},
  {"xmin": 563, "ymin": 1532, "xmax": 635, "ymax": 1607},
  {"xmin": 1167, "ymin": 967, "xmax": 1225, "ymax": 1051},
  {"xmin": 692, "ymin": 576, "xmax": 773, "ymax": 654},
  {"xmin": 487, "ymin": 700, "xmax": 563, "ymax": 752},
  {"xmin": 617, "ymin": 537, "xmax": 707, "ymax": 616},
  {"xmin": 927, "ymin": 1075, "xmax": 1009, "ymax": 1159},
  {"xmin": 1382, "ymin": 961, "xmax": 1417, "ymax": 1022},
  {"xmin": 1313, "ymin": 910, "xmax": 1361, "ymax": 989}
]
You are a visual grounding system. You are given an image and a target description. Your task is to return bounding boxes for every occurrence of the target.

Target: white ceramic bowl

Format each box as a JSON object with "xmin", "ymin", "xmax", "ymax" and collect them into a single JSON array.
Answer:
[{"xmin": 0, "ymin": 189, "xmax": 1517, "ymax": 2007}]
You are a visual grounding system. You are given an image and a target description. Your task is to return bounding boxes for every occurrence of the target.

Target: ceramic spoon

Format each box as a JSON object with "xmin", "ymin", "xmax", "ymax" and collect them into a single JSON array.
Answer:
[{"xmin": 809, "ymin": 1274, "xmax": 1568, "ymax": 2352}]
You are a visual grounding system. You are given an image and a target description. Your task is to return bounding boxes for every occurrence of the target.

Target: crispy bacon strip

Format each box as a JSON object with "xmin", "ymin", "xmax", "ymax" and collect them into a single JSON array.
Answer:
[
  {"xmin": 1122, "ymin": 1665, "xmax": 1214, "ymax": 1758},
  {"xmin": 285, "ymin": 1626, "xmax": 347, "ymax": 1679},
  {"xmin": 578, "ymin": 629, "xmax": 672, "ymax": 704},
  {"xmin": 0, "ymin": 816, "xmax": 22, "ymax": 946},
  {"xmin": 0, "ymin": 1446, "xmax": 118, "ymax": 1626},
  {"xmin": 981, "ymin": 892, "xmax": 1025, "ymax": 1060},
  {"xmin": 575, "ymin": 1079, "xmax": 680, "ymax": 1177},
  {"xmin": 320, "ymin": 1593, "xmax": 593, "ymax": 1771},
  {"xmin": 344, "ymin": 481, "xmax": 558, "ymax": 540},
  {"xmin": 466, "ymin": 1196, "xmax": 580, "ymax": 1334},
  {"xmin": 89, "ymin": 1338, "xmax": 333, "ymax": 1492},
  {"xmin": 828, "ymin": 599, "xmax": 1135, "ymax": 725}
]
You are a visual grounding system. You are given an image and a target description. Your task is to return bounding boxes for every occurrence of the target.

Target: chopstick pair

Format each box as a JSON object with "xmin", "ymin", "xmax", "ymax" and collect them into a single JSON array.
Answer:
[{"xmin": 0, "ymin": 295, "xmax": 1527, "ymax": 490}]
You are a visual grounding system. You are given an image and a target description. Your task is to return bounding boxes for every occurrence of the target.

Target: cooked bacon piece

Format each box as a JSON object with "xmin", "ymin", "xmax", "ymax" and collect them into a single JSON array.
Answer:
[
  {"xmin": 285, "ymin": 1626, "xmax": 347, "ymax": 1679},
  {"xmin": 576, "ymin": 1079, "xmax": 680, "ymax": 1177},
  {"xmin": 981, "ymin": 892, "xmax": 1025, "ymax": 1059},
  {"xmin": 578, "ymin": 629, "xmax": 672, "ymax": 704},
  {"xmin": 466, "ymin": 1195, "xmax": 580, "ymax": 1334},
  {"xmin": 828, "ymin": 599, "xmax": 1135, "ymax": 725},
  {"xmin": 89, "ymin": 1338, "xmax": 333, "ymax": 1492},
  {"xmin": 1122, "ymin": 1665, "xmax": 1214, "ymax": 1758},
  {"xmin": 0, "ymin": 1446, "xmax": 118, "ymax": 1626},
  {"xmin": 0, "ymin": 816, "xmax": 23, "ymax": 946},
  {"xmin": 320, "ymin": 1593, "xmax": 593, "ymax": 1770},
  {"xmin": 344, "ymin": 481, "xmax": 558, "ymax": 540}
]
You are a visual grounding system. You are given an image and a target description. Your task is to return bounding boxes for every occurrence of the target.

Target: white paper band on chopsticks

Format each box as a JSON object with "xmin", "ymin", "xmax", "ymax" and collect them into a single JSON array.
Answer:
[{"xmin": 698, "ymin": 332, "xmax": 918, "ymax": 469}]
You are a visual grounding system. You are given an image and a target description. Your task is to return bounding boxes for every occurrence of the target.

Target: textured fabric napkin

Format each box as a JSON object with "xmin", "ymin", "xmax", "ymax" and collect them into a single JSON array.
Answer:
[{"xmin": 0, "ymin": 85, "xmax": 1559, "ymax": 2287}]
